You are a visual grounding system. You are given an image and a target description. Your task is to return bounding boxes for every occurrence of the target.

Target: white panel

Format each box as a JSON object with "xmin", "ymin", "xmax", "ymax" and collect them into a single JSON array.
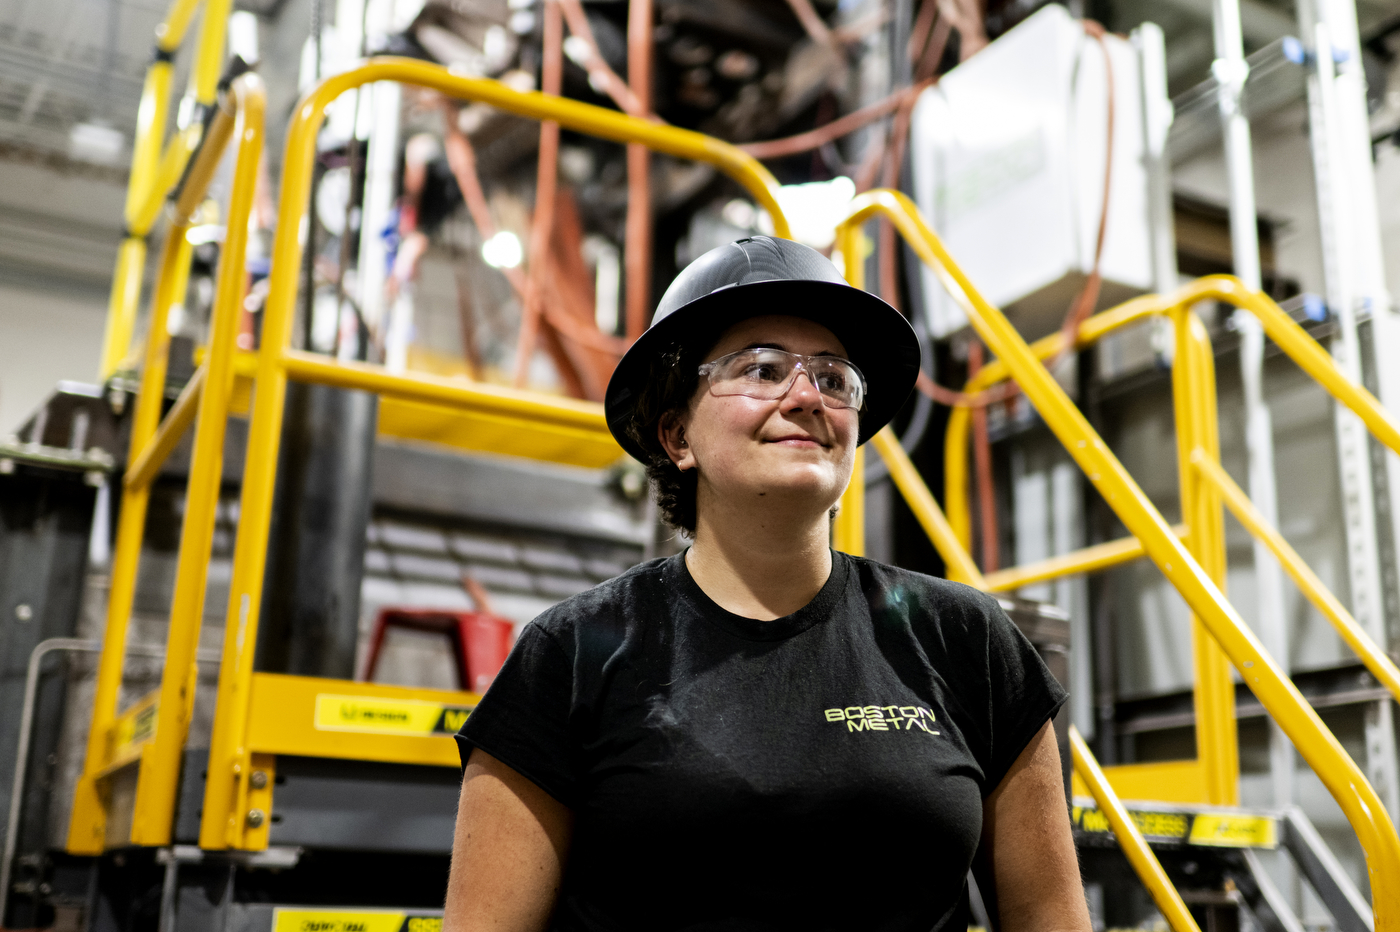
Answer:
[{"xmin": 909, "ymin": 4, "xmax": 1153, "ymax": 337}]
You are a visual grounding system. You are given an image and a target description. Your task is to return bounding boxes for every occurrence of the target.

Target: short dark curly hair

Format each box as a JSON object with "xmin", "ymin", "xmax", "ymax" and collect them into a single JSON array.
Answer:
[{"xmin": 624, "ymin": 341, "xmax": 705, "ymax": 533}]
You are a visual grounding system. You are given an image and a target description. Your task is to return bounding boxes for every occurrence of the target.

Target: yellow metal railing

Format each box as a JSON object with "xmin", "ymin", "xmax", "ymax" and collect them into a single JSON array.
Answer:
[
  {"xmin": 99, "ymin": 0, "xmax": 234, "ymax": 381},
  {"xmin": 834, "ymin": 189, "xmax": 1400, "ymax": 930},
  {"xmin": 69, "ymin": 72, "xmax": 266, "ymax": 853},
  {"xmin": 834, "ymin": 213, "xmax": 1200, "ymax": 932},
  {"xmin": 73, "ymin": 57, "xmax": 793, "ymax": 854},
  {"xmin": 941, "ymin": 275, "xmax": 1400, "ymax": 748}
]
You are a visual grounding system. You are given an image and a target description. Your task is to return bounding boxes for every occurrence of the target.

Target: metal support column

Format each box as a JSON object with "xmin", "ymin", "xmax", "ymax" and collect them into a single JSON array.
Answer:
[
  {"xmin": 1211, "ymin": 0, "xmax": 1294, "ymax": 811},
  {"xmin": 1298, "ymin": 0, "xmax": 1400, "ymax": 817}
]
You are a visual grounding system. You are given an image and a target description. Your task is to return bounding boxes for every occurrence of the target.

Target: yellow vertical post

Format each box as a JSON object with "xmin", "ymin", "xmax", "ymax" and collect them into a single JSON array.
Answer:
[
  {"xmin": 100, "ymin": 238, "xmax": 149, "ymax": 379},
  {"xmin": 123, "ymin": 59, "xmax": 175, "ymax": 230},
  {"xmin": 199, "ymin": 82, "xmax": 316, "ymax": 851},
  {"xmin": 130, "ymin": 77, "xmax": 265, "ymax": 847},
  {"xmin": 835, "ymin": 447, "xmax": 865, "ymax": 556},
  {"xmin": 834, "ymin": 221, "xmax": 866, "ymax": 557},
  {"xmin": 67, "ymin": 226, "xmax": 193, "ymax": 853},
  {"xmin": 101, "ymin": 0, "xmax": 206, "ymax": 379},
  {"xmin": 189, "ymin": 0, "xmax": 233, "ymax": 107},
  {"xmin": 1171, "ymin": 309, "xmax": 1238, "ymax": 806}
]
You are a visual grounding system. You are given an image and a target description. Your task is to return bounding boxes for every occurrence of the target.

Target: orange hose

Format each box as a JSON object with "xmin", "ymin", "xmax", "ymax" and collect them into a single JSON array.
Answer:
[
  {"xmin": 968, "ymin": 342, "xmax": 999, "ymax": 572},
  {"xmin": 514, "ymin": 0, "xmax": 564, "ymax": 387},
  {"xmin": 740, "ymin": 79, "xmax": 933, "ymax": 161},
  {"xmin": 624, "ymin": 0, "xmax": 653, "ymax": 339},
  {"xmin": 557, "ymin": 0, "xmax": 647, "ymax": 117}
]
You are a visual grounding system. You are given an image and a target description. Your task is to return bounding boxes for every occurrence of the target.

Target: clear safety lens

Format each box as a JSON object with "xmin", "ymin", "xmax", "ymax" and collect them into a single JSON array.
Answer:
[{"xmin": 700, "ymin": 348, "xmax": 865, "ymax": 410}]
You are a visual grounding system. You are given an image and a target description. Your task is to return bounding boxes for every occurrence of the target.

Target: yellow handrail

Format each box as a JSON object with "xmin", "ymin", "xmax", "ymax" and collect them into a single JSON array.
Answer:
[
  {"xmin": 101, "ymin": 0, "xmax": 234, "ymax": 380},
  {"xmin": 67, "ymin": 73, "xmax": 266, "ymax": 854},
  {"xmin": 123, "ymin": 363, "xmax": 205, "ymax": 491},
  {"xmin": 981, "ymin": 527, "xmax": 1187, "ymax": 593},
  {"xmin": 836, "ymin": 188, "xmax": 1400, "ymax": 929},
  {"xmin": 837, "ymin": 220, "xmax": 1194, "ymax": 932},
  {"xmin": 193, "ymin": 57, "xmax": 791, "ymax": 850},
  {"xmin": 944, "ymin": 291, "xmax": 1172, "ymax": 549},
  {"xmin": 1069, "ymin": 726, "xmax": 1202, "ymax": 932},
  {"xmin": 935, "ymin": 270, "xmax": 1400, "ymax": 800},
  {"xmin": 1192, "ymin": 449, "xmax": 1400, "ymax": 704}
]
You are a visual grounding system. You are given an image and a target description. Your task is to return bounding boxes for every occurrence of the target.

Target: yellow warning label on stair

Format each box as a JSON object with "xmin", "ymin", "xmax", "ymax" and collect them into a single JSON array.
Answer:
[
  {"xmin": 108, "ymin": 690, "xmax": 159, "ymax": 765},
  {"xmin": 313, "ymin": 694, "xmax": 473, "ymax": 737},
  {"xmin": 1073, "ymin": 804, "xmax": 1277, "ymax": 849},
  {"xmin": 1188, "ymin": 813, "xmax": 1277, "ymax": 848},
  {"xmin": 271, "ymin": 909, "xmax": 442, "ymax": 932}
]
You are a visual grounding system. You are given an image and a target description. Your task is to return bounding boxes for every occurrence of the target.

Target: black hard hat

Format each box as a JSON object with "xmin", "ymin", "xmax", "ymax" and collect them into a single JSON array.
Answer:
[{"xmin": 604, "ymin": 235, "xmax": 921, "ymax": 462}]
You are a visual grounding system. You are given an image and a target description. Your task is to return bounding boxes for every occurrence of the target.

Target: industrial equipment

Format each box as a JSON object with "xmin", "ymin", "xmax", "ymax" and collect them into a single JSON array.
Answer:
[{"xmin": 3, "ymin": 3, "xmax": 1400, "ymax": 932}]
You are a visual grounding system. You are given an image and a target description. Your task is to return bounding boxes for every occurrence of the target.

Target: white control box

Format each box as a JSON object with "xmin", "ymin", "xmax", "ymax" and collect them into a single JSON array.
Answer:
[{"xmin": 909, "ymin": 4, "xmax": 1158, "ymax": 340}]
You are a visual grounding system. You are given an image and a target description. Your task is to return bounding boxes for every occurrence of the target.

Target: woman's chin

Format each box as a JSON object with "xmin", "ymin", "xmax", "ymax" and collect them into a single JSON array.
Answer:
[{"xmin": 734, "ymin": 465, "xmax": 846, "ymax": 504}]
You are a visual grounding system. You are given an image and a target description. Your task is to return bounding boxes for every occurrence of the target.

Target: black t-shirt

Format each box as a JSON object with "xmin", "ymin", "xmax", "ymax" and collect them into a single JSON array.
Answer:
[{"xmin": 456, "ymin": 551, "xmax": 1067, "ymax": 932}]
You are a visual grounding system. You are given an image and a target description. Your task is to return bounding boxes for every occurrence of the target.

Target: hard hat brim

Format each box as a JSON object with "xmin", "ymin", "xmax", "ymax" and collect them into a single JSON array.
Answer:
[{"xmin": 604, "ymin": 279, "xmax": 922, "ymax": 463}]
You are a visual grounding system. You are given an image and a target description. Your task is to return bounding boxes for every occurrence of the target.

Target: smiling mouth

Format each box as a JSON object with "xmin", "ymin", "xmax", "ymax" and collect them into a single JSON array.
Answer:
[{"xmin": 765, "ymin": 435, "xmax": 827, "ymax": 447}]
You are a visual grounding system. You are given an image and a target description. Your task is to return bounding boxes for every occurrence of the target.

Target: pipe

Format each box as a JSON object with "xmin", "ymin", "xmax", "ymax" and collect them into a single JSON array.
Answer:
[
  {"xmin": 513, "ymin": 0, "xmax": 564, "ymax": 387},
  {"xmin": 3, "ymin": 640, "xmax": 222, "ymax": 918},
  {"xmin": 739, "ymin": 79, "xmax": 932, "ymax": 160},
  {"xmin": 557, "ymin": 0, "xmax": 645, "ymax": 116},
  {"xmin": 624, "ymin": 0, "xmax": 653, "ymax": 339},
  {"xmin": 1212, "ymin": 0, "xmax": 1293, "ymax": 810},
  {"xmin": 967, "ymin": 342, "xmax": 998, "ymax": 572}
]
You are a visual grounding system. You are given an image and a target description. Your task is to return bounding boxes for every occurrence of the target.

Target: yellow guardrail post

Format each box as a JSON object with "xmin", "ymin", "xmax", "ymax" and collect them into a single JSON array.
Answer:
[
  {"xmin": 67, "ymin": 73, "xmax": 258, "ymax": 854},
  {"xmin": 943, "ymin": 293, "xmax": 1173, "ymax": 551},
  {"xmin": 833, "ymin": 221, "xmax": 865, "ymax": 556},
  {"xmin": 199, "ymin": 57, "xmax": 792, "ymax": 850},
  {"xmin": 1170, "ymin": 309, "xmax": 1238, "ymax": 806},
  {"xmin": 833, "ymin": 446, "xmax": 865, "ymax": 556},
  {"xmin": 100, "ymin": 0, "xmax": 232, "ymax": 380},
  {"xmin": 68, "ymin": 219, "xmax": 194, "ymax": 854},
  {"xmin": 837, "ymin": 189, "xmax": 1400, "ymax": 929},
  {"xmin": 127, "ymin": 74, "xmax": 265, "ymax": 847},
  {"xmin": 1070, "ymin": 726, "xmax": 1203, "ymax": 932},
  {"xmin": 1192, "ymin": 449, "xmax": 1400, "ymax": 704}
]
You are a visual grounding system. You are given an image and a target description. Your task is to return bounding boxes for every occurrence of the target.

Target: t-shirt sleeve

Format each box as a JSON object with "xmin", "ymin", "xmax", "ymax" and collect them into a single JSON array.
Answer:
[
  {"xmin": 980, "ymin": 598, "xmax": 1069, "ymax": 793},
  {"xmin": 455, "ymin": 622, "xmax": 579, "ymax": 807}
]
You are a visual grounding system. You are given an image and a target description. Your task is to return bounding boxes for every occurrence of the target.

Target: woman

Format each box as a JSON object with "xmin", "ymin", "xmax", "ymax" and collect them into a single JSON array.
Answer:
[{"xmin": 445, "ymin": 236, "xmax": 1089, "ymax": 932}]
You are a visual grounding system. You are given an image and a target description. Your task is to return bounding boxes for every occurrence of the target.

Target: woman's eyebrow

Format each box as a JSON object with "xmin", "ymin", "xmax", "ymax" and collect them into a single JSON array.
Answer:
[{"xmin": 742, "ymin": 342, "xmax": 844, "ymax": 357}]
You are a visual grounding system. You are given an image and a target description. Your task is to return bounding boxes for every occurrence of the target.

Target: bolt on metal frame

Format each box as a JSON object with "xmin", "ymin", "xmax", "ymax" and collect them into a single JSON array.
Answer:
[
  {"xmin": 68, "ymin": 72, "xmax": 267, "ymax": 854},
  {"xmin": 99, "ymin": 0, "xmax": 235, "ymax": 383},
  {"xmin": 833, "ymin": 189, "xmax": 1400, "ymax": 928}
]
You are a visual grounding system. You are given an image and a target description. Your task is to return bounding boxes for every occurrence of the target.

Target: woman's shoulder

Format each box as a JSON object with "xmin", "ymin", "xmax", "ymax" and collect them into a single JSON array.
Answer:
[
  {"xmin": 840, "ymin": 553, "xmax": 1008, "ymax": 640},
  {"xmin": 524, "ymin": 553, "xmax": 675, "ymax": 648}
]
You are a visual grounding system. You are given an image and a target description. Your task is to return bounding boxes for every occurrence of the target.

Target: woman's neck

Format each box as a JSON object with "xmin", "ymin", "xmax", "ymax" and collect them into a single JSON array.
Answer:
[{"xmin": 685, "ymin": 494, "xmax": 833, "ymax": 621}]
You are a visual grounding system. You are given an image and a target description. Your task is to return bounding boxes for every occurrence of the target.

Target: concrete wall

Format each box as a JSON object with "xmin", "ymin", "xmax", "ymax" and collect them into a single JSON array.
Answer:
[{"xmin": 0, "ymin": 156, "xmax": 125, "ymax": 434}]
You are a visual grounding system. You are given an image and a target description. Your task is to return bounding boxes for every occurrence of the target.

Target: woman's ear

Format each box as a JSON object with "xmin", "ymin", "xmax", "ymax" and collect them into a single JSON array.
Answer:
[{"xmin": 657, "ymin": 414, "xmax": 696, "ymax": 471}]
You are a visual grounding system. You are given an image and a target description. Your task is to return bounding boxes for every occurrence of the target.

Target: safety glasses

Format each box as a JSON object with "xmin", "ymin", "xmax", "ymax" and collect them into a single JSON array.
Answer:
[{"xmin": 697, "ymin": 347, "xmax": 866, "ymax": 410}]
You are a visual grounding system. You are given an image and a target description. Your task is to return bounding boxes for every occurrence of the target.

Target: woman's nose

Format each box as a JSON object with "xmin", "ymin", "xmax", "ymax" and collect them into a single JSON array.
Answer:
[{"xmin": 782, "ymin": 366, "xmax": 825, "ymax": 408}]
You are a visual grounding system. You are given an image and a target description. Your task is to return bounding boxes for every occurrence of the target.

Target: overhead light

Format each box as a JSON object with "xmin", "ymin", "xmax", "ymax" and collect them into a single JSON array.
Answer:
[
  {"xmin": 482, "ymin": 231, "xmax": 523, "ymax": 269},
  {"xmin": 68, "ymin": 122, "xmax": 124, "ymax": 166}
]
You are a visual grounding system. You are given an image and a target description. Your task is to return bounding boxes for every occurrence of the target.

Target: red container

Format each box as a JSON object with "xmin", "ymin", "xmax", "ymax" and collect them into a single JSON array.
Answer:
[
  {"xmin": 363, "ymin": 608, "xmax": 515, "ymax": 694},
  {"xmin": 460, "ymin": 612, "xmax": 514, "ymax": 693}
]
